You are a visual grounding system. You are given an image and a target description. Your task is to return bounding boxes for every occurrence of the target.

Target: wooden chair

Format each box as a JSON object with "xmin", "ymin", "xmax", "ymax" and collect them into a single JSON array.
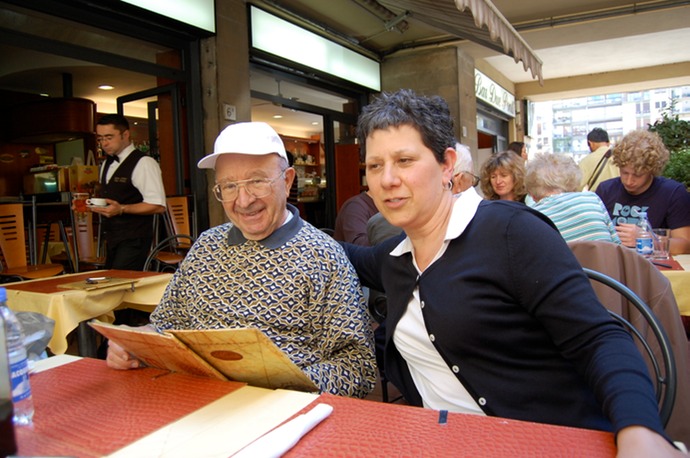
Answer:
[
  {"xmin": 165, "ymin": 195, "xmax": 196, "ymax": 243},
  {"xmin": 0, "ymin": 203, "xmax": 64, "ymax": 281},
  {"xmin": 144, "ymin": 195, "xmax": 196, "ymax": 272},
  {"xmin": 49, "ymin": 211, "xmax": 106, "ymax": 273},
  {"xmin": 71, "ymin": 211, "xmax": 106, "ymax": 272}
]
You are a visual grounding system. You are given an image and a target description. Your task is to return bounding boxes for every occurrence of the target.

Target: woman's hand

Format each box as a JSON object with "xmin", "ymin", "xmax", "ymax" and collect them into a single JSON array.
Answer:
[{"xmin": 616, "ymin": 426, "xmax": 686, "ymax": 457}]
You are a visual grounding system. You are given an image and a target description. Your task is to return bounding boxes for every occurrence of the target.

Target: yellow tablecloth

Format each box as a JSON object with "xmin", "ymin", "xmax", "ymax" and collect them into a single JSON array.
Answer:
[
  {"xmin": 5, "ymin": 271, "xmax": 172, "ymax": 354},
  {"xmin": 661, "ymin": 254, "xmax": 690, "ymax": 316}
]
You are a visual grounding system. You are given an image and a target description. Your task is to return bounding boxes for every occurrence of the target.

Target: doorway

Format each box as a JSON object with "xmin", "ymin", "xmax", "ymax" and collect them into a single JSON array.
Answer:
[
  {"xmin": 118, "ymin": 84, "xmax": 187, "ymax": 196},
  {"xmin": 250, "ymin": 66, "xmax": 363, "ymax": 229}
]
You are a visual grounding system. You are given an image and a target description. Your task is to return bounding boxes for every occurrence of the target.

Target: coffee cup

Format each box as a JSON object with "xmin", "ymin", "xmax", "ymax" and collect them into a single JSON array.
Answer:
[{"xmin": 87, "ymin": 197, "xmax": 107, "ymax": 207}]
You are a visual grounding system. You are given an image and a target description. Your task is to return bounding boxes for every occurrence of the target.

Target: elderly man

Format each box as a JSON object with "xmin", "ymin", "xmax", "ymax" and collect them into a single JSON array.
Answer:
[{"xmin": 107, "ymin": 122, "xmax": 376, "ymax": 398}]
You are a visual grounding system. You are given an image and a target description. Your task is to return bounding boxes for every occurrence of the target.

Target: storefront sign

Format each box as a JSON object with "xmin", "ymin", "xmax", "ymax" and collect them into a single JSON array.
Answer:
[
  {"xmin": 250, "ymin": 6, "xmax": 380, "ymax": 91},
  {"xmin": 475, "ymin": 70, "xmax": 515, "ymax": 117},
  {"xmin": 121, "ymin": 0, "xmax": 215, "ymax": 33}
]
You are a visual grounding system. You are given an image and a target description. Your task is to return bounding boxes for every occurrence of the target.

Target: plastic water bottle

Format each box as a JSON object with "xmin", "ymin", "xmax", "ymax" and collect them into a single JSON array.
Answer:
[
  {"xmin": 0, "ymin": 291, "xmax": 17, "ymax": 455},
  {"xmin": 635, "ymin": 211, "xmax": 654, "ymax": 258},
  {"xmin": 0, "ymin": 288, "xmax": 34, "ymax": 426}
]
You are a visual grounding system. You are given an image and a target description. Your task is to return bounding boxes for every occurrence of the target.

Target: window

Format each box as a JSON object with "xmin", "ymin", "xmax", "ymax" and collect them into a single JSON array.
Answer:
[{"xmin": 528, "ymin": 85, "xmax": 690, "ymax": 155}]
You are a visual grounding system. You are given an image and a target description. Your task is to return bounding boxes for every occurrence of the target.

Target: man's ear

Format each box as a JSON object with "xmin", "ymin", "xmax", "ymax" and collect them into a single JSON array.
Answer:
[{"xmin": 284, "ymin": 166, "xmax": 296, "ymax": 191}]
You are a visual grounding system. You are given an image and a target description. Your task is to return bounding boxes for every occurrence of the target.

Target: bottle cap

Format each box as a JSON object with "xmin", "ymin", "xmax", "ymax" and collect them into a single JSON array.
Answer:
[{"xmin": 0, "ymin": 287, "xmax": 5, "ymax": 302}]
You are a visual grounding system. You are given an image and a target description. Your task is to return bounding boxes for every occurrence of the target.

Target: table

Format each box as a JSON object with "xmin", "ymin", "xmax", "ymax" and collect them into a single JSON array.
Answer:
[
  {"xmin": 18, "ymin": 357, "xmax": 617, "ymax": 457},
  {"xmin": 659, "ymin": 254, "xmax": 690, "ymax": 316},
  {"xmin": 20, "ymin": 357, "xmax": 318, "ymax": 458},
  {"xmin": 4, "ymin": 270, "xmax": 172, "ymax": 356}
]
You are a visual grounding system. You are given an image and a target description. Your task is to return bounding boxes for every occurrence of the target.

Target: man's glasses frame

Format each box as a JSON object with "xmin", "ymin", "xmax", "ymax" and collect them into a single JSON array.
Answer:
[
  {"xmin": 459, "ymin": 171, "xmax": 480, "ymax": 187},
  {"xmin": 213, "ymin": 169, "xmax": 288, "ymax": 202}
]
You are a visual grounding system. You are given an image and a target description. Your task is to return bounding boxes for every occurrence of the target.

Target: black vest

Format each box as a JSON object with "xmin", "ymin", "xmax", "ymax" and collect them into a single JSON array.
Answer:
[{"xmin": 101, "ymin": 149, "xmax": 154, "ymax": 245}]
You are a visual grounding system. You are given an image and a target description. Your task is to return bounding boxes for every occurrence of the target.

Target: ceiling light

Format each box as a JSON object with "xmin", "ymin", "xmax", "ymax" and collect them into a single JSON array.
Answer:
[
  {"xmin": 273, "ymin": 114, "xmax": 283, "ymax": 119},
  {"xmin": 311, "ymin": 121, "xmax": 319, "ymax": 125},
  {"xmin": 98, "ymin": 85, "xmax": 114, "ymax": 90}
]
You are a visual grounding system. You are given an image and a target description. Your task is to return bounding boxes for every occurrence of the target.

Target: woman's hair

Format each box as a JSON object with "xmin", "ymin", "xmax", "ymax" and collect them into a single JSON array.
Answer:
[
  {"xmin": 480, "ymin": 151, "xmax": 527, "ymax": 201},
  {"xmin": 612, "ymin": 129, "xmax": 669, "ymax": 175},
  {"xmin": 356, "ymin": 89, "xmax": 457, "ymax": 164},
  {"xmin": 507, "ymin": 142, "xmax": 524, "ymax": 156},
  {"xmin": 525, "ymin": 153, "xmax": 582, "ymax": 200}
]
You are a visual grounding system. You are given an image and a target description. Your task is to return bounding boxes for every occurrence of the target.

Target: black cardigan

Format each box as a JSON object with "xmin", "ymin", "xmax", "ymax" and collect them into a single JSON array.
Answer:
[{"xmin": 344, "ymin": 200, "xmax": 665, "ymax": 437}]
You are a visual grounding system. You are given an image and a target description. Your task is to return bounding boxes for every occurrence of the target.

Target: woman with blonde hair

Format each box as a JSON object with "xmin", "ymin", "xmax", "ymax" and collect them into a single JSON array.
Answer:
[{"xmin": 480, "ymin": 150, "xmax": 527, "ymax": 202}]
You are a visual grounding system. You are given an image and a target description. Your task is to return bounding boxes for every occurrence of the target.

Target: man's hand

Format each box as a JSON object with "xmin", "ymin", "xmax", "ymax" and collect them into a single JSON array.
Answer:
[
  {"xmin": 106, "ymin": 339, "xmax": 142, "ymax": 370},
  {"xmin": 90, "ymin": 198, "xmax": 125, "ymax": 218},
  {"xmin": 615, "ymin": 223, "xmax": 638, "ymax": 248}
]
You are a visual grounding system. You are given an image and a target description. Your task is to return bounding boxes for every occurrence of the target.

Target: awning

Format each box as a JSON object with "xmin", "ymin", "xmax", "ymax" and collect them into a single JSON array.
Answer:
[{"xmin": 378, "ymin": 0, "xmax": 543, "ymax": 84}]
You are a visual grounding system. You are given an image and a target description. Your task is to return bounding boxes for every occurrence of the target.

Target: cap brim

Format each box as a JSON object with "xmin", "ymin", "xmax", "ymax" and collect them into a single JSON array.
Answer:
[{"xmin": 197, "ymin": 154, "xmax": 217, "ymax": 169}]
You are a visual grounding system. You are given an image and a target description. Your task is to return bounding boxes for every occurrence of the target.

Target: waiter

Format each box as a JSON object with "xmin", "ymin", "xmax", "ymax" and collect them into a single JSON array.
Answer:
[{"xmin": 91, "ymin": 113, "xmax": 166, "ymax": 271}]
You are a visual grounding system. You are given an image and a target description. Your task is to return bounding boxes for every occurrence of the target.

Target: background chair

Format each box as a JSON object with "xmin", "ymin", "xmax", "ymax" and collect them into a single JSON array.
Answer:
[
  {"xmin": 48, "ymin": 210, "xmax": 106, "ymax": 273},
  {"xmin": 569, "ymin": 240, "xmax": 690, "ymax": 444},
  {"xmin": 144, "ymin": 195, "xmax": 196, "ymax": 272},
  {"xmin": 583, "ymin": 267, "xmax": 676, "ymax": 427},
  {"xmin": 70, "ymin": 211, "xmax": 106, "ymax": 272},
  {"xmin": 0, "ymin": 203, "xmax": 64, "ymax": 281}
]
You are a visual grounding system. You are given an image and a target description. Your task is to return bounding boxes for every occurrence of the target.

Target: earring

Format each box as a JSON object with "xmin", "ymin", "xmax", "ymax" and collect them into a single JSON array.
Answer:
[{"xmin": 446, "ymin": 181, "xmax": 453, "ymax": 191}]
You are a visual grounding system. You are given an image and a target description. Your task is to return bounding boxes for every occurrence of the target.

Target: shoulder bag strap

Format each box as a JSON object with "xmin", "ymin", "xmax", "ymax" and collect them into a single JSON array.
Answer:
[{"xmin": 584, "ymin": 148, "xmax": 612, "ymax": 191}]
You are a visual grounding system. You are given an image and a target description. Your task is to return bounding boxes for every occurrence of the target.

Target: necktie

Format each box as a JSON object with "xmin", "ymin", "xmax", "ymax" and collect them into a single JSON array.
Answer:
[{"xmin": 101, "ymin": 155, "xmax": 119, "ymax": 184}]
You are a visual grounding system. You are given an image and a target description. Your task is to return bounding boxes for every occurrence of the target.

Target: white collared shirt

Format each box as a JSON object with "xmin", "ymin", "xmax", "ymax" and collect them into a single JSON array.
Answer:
[
  {"xmin": 392, "ymin": 188, "xmax": 486, "ymax": 414},
  {"xmin": 102, "ymin": 144, "xmax": 166, "ymax": 206}
]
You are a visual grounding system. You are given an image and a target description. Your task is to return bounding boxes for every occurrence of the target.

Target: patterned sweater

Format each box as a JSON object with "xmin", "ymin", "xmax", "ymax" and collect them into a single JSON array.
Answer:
[{"xmin": 151, "ymin": 205, "xmax": 376, "ymax": 398}]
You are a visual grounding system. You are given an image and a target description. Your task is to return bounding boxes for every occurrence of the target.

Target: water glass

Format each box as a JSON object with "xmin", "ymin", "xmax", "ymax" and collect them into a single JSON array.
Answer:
[{"xmin": 652, "ymin": 228, "xmax": 670, "ymax": 260}]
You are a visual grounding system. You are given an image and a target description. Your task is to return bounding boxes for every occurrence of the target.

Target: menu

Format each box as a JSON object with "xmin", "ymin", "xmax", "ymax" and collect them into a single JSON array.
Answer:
[{"xmin": 89, "ymin": 320, "xmax": 318, "ymax": 392}]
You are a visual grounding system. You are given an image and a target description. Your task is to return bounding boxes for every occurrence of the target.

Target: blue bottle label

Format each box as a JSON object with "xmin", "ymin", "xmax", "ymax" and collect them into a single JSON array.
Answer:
[
  {"xmin": 636, "ymin": 238, "xmax": 653, "ymax": 255},
  {"xmin": 10, "ymin": 358, "xmax": 30, "ymax": 402}
]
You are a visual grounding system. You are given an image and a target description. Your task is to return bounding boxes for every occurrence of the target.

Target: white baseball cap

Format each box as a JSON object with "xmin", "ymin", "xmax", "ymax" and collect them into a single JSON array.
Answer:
[{"xmin": 197, "ymin": 122, "xmax": 287, "ymax": 169}]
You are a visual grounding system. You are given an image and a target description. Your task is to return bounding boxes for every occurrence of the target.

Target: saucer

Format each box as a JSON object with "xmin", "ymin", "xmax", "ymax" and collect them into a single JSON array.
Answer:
[{"xmin": 87, "ymin": 204, "xmax": 107, "ymax": 209}]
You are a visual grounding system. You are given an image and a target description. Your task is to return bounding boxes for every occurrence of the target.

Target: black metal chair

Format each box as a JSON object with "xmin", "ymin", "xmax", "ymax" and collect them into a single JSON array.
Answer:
[{"xmin": 583, "ymin": 267, "xmax": 676, "ymax": 427}]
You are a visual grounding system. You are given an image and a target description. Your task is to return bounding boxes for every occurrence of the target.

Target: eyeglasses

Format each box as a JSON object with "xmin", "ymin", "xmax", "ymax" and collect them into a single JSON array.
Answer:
[
  {"xmin": 213, "ymin": 169, "xmax": 287, "ymax": 202},
  {"xmin": 462, "ymin": 171, "xmax": 480, "ymax": 187}
]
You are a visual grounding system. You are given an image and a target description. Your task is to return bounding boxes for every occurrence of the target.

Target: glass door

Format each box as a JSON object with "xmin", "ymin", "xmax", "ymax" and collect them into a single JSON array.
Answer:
[{"xmin": 117, "ymin": 84, "xmax": 185, "ymax": 196}]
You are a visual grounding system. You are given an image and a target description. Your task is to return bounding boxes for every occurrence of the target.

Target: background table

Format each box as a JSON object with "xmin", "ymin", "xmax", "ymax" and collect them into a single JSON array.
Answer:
[
  {"xmin": 660, "ymin": 254, "xmax": 689, "ymax": 316},
  {"xmin": 4, "ymin": 270, "xmax": 172, "ymax": 355}
]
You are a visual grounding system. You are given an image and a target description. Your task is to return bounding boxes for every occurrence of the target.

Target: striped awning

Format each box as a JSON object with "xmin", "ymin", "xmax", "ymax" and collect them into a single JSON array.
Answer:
[{"xmin": 378, "ymin": 0, "xmax": 543, "ymax": 84}]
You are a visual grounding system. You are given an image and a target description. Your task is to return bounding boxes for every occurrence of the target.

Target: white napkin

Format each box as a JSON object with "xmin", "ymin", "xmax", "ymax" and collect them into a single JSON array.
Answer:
[{"xmin": 233, "ymin": 403, "xmax": 333, "ymax": 458}]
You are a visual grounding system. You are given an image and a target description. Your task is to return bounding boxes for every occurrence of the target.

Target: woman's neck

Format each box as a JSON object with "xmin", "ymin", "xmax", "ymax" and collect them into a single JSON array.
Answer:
[{"xmin": 407, "ymin": 194, "xmax": 454, "ymax": 271}]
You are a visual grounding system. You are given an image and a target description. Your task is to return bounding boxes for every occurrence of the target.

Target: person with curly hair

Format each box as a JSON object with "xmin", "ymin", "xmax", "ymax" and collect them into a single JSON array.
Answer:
[
  {"xmin": 480, "ymin": 150, "xmax": 527, "ymax": 202},
  {"xmin": 526, "ymin": 153, "xmax": 620, "ymax": 244},
  {"xmin": 596, "ymin": 129, "xmax": 690, "ymax": 254}
]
